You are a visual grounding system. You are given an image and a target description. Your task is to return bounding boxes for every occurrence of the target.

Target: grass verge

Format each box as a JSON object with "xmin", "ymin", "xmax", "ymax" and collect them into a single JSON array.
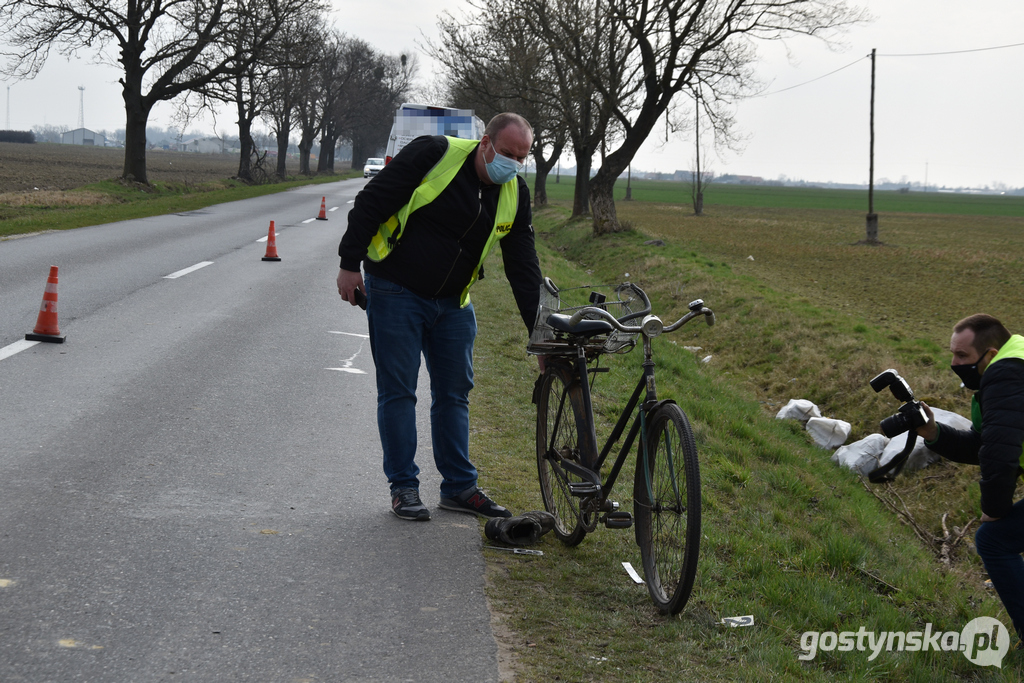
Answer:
[
  {"xmin": 0, "ymin": 173, "xmax": 355, "ymax": 238},
  {"xmin": 467, "ymin": 203, "xmax": 1021, "ymax": 681}
]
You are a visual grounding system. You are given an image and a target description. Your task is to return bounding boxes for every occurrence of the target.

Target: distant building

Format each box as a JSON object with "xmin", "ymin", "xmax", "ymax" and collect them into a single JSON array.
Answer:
[
  {"xmin": 61, "ymin": 128, "xmax": 106, "ymax": 146},
  {"xmin": 179, "ymin": 137, "xmax": 226, "ymax": 154}
]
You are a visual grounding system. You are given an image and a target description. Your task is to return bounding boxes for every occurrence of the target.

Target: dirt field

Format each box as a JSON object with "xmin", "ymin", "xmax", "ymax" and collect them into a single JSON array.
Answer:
[{"xmin": 0, "ymin": 142, "xmax": 296, "ymax": 192}]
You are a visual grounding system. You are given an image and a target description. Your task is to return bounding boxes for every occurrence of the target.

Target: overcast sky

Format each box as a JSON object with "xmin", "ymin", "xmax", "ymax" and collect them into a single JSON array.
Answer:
[{"xmin": 3, "ymin": 0, "xmax": 1022, "ymax": 189}]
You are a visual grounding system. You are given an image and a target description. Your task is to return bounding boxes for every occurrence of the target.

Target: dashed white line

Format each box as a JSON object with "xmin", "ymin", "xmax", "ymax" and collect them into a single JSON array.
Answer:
[
  {"xmin": 0, "ymin": 339, "xmax": 41, "ymax": 362},
  {"xmin": 329, "ymin": 331, "xmax": 370, "ymax": 339},
  {"xmin": 329, "ymin": 206, "xmax": 340, "ymax": 212},
  {"xmin": 302, "ymin": 218, "xmax": 316, "ymax": 224},
  {"xmin": 164, "ymin": 261, "xmax": 214, "ymax": 279}
]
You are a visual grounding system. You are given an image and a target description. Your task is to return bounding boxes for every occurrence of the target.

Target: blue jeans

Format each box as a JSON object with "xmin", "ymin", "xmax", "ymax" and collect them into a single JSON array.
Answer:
[
  {"xmin": 975, "ymin": 499, "xmax": 1024, "ymax": 640},
  {"xmin": 364, "ymin": 273, "xmax": 478, "ymax": 498}
]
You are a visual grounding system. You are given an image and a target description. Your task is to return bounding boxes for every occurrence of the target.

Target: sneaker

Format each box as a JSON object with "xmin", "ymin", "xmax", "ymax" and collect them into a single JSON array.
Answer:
[
  {"xmin": 438, "ymin": 487, "xmax": 512, "ymax": 519},
  {"xmin": 485, "ymin": 510, "xmax": 556, "ymax": 546},
  {"xmin": 391, "ymin": 488, "xmax": 431, "ymax": 521}
]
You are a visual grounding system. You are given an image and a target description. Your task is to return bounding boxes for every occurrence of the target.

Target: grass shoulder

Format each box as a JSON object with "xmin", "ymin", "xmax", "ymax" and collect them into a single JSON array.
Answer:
[{"xmin": 467, "ymin": 205, "xmax": 1017, "ymax": 680}]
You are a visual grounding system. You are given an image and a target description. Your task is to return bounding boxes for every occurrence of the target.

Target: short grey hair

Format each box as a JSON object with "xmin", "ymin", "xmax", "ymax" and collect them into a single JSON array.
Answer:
[{"xmin": 484, "ymin": 113, "xmax": 533, "ymax": 141}]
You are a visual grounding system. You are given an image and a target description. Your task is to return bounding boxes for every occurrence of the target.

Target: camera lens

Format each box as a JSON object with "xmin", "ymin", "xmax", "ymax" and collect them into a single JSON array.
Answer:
[{"xmin": 879, "ymin": 412, "xmax": 911, "ymax": 439}]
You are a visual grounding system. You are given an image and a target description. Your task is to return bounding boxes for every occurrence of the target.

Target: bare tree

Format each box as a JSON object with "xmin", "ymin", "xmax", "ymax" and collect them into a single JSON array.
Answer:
[
  {"xmin": 262, "ymin": 18, "xmax": 324, "ymax": 179},
  {"xmin": 516, "ymin": 0, "xmax": 629, "ymax": 218},
  {"xmin": 428, "ymin": 1, "xmax": 570, "ymax": 209},
  {"xmin": 585, "ymin": 0, "xmax": 865, "ymax": 233},
  {"xmin": 0, "ymin": 0, "xmax": 307, "ymax": 184}
]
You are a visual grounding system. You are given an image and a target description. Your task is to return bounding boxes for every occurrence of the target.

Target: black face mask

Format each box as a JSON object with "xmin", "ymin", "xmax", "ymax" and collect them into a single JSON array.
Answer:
[{"xmin": 951, "ymin": 362, "xmax": 982, "ymax": 390}]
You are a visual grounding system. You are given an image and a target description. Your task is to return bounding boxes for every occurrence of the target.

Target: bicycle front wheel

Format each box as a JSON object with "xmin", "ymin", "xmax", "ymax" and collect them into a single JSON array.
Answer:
[
  {"xmin": 634, "ymin": 402, "xmax": 701, "ymax": 614},
  {"xmin": 536, "ymin": 362, "xmax": 591, "ymax": 546}
]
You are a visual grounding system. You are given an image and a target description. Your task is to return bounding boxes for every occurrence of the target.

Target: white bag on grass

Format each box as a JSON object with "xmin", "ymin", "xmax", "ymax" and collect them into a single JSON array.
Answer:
[
  {"xmin": 775, "ymin": 399, "xmax": 821, "ymax": 423},
  {"xmin": 831, "ymin": 433, "xmax": 889, "ymax": 476},
  {"xmin": 806, "ymin": 417, "xmax": 852, "ymax": 449}
]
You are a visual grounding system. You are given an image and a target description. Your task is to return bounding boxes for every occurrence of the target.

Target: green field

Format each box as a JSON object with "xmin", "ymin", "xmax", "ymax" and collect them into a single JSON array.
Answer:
[{"xmin": 530, "ymin": 175, "xmax": 1024, "ymax": 217}]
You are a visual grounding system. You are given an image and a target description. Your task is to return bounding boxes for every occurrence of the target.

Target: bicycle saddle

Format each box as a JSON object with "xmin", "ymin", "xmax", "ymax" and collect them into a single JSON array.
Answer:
[{"xmin": 546, "ymin": 313, "xmax": 614, "ymax": 337}]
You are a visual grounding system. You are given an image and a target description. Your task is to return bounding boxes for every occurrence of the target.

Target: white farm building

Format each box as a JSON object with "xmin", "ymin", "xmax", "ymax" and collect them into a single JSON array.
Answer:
[{"xmin": 61, "ymin": 128, "xmax": 106, "ymax": 146}]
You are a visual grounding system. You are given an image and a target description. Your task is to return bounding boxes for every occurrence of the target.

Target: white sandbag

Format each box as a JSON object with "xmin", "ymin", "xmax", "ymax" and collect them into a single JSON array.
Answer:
[
  {"xmin": 775, "ymin": 399, "xmax": 821, "ymax": 422},
  {"xmin": 878, "ymin": 433, "xmax": 937, "ymax": 472},
  {"xmin": 932, "ymin": 407, "xmax": 973, "ymax": 431},
  {"xmin": 831, "ymin": 433, "xmax": 889, "ymax": 476},
  {"xmin": 806, "ymin": 417, "xmax": 852, "ymax": 449}
]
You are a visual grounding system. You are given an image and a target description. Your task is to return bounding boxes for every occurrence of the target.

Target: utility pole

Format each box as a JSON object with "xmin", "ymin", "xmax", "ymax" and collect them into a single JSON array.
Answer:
[
  {"xmin": 77, "ymin": 86, "xmax": 85, "ymax": 130},
  {"xmin": 865, "ymin": 49, "xmax": 879, "ymax": 243},
  {"xmin": 625, "ymin": 164, "xmax": 632, "ymax": 200}
]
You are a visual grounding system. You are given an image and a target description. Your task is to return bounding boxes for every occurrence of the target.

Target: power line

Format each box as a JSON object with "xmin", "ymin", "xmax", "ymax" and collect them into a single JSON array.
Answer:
[
  {"xmin": 879, "ymin": 41, "xmax": 1024, "ymax": 58},
  {"xmin": 753, "ymin": 55, "xmax": 868, "ymax": 98},
  {"xmin": 753, "ymin": 40, "xmax": 1024, "ymax": 99}
]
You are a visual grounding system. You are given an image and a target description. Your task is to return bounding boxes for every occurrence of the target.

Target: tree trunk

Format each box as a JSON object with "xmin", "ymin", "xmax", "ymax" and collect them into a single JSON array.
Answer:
[
  {"xmin": 275, "ymin": 124, "xmax": 290, "ymax": 179},
  {"xmin": 531, "ymin": 142, "xmax": 562, "ymax": 208},
  {"xmin": 316, "ymin": 128, "xmax": 339, "ymax": 173},
  {"xmin": 589, "ymin": 172, "xmax": 619, "ymax": 235},
  {"xmin": 236, "ymin": 115, "xmax": 254, "ymax": 182},
  {"xmin": 298, "ymin": 123, "xmax": 316, "ymax": 175},
  {"xmin": 572, "ymin": 153, "xmax": 591, "ymax": 218},
  {"xmin": 121, "ymin": 67, "xmax": 151, "ymax": 184},
  {"xmin": 534, "ymin": 168, "xmax": 549, "ymax": 207}
]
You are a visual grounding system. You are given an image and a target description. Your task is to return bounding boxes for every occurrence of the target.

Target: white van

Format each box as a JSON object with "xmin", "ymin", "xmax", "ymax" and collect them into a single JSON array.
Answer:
[{"xmin": 384, "ymin": 103, "xmax": 485, "ymax": 165}]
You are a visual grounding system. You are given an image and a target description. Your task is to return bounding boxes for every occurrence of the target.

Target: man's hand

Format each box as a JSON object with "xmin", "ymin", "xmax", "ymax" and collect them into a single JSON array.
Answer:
[
  {"xmin": 915, "ymin": 402, "xmax": 939, "ymax": 442},
  {"xmin": 337, "ymin": 269, "xmax": 366, "ymax": 307}
]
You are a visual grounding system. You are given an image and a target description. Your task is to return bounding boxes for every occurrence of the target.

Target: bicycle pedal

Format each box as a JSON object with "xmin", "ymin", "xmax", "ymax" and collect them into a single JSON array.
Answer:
[
  {"xmin": 568, "ymin": 482, "xmax": 601, "ymax": 497},
  {"xmin": 603, "ymin": 511, "xmax": 633, "ymax": 529}
]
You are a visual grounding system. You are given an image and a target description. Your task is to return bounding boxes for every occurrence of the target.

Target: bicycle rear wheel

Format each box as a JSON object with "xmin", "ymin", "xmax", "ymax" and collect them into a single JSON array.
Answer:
[
  {"xmin": 536, "ymin": 362, "xmax": 591, "ymax": 546},
  {"xmin": 634, "ymin": 402, "xmax": 701, "ymax": 614}
]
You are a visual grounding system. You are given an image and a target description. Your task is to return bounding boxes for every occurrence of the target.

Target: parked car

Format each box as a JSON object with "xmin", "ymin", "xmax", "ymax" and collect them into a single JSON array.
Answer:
[{"xmin": 363, "ymin": 158, "xmax": 385, "ymax": 178}]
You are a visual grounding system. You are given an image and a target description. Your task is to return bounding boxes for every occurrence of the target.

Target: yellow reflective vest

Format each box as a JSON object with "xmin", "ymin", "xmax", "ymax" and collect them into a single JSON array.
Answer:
[{"xmin": 366, "ymin": 136, "xmax": 519, "ymax": 307}]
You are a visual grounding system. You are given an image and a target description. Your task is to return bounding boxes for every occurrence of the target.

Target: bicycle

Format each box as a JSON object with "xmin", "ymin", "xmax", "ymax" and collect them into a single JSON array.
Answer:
[{"xmin": 528, "ymin": 278, "xmax": 714, "ymax": 614}]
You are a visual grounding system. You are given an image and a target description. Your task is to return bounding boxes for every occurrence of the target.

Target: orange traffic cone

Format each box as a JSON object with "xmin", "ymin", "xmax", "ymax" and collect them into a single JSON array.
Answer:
[
  {"xmin": 316, "ymin": 196, "xmax": 328, "ymax": 221},
  {"xmin": 26, "ymin": 265, "xmax": 66, "ymax": 343},
  {"xmin": 262, "ymin": 221, "xmax": 282, "ymax": 261}
]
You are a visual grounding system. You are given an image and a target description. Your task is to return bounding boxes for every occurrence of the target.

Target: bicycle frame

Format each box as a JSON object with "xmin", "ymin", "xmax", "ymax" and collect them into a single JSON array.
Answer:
[{"xmin": 560, "ymin": 334, "xmax": 664, "ymax": 509}]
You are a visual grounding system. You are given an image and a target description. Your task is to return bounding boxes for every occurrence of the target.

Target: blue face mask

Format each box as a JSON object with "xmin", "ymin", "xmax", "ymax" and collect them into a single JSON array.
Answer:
[{"xmin": 484, "ymin": 139, "xmax": 522, "ymax": 184}]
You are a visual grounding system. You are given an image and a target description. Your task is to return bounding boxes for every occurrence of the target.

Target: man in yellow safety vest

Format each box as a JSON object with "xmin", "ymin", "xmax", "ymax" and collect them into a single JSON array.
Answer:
[{"xmin": 337, "ymin": 113, "xmax": 541, "ymax": 521}]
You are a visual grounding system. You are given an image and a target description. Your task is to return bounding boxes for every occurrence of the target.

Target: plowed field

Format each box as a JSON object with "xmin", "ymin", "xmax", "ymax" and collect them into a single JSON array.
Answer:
[{"xmin": 0, "ymin": 142, "xmax": 276, "ymax": 192}]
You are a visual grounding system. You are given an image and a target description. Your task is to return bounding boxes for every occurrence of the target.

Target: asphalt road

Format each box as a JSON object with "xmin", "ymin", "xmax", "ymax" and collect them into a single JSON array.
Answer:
[{"xmin": 0, "ymin": 180, "xmax": 502, "ymax": 682}]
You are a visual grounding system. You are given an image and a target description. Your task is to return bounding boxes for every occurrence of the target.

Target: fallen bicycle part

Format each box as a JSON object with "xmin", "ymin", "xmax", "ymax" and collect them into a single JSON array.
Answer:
[{"xmin": 483, "ymin": 546, "xmax": 544, "ymax": 556}]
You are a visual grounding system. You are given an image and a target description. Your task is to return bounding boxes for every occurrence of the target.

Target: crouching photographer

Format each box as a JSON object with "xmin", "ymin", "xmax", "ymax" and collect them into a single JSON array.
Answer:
[{"xmin": 915, "ymin": 314, "xmax": 1024, "ymax": 641}]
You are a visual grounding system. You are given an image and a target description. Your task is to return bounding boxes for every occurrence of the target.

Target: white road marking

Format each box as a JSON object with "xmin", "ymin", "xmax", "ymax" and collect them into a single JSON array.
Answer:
[
  {"xmin": 302, "ymin": 218, "xmax": 316, "ymax": 224},
  {"xmin": 0, "ymin": 339, "xmax": 41, "ymax": 362},
  {"xmin": 164, "ymin": 261, "xmax": 214, "ymax": 278},
  {"xmin": 347, "ymin": 199, "xmax": 355, "ymax": 204},
  {"xmin": 257, "ymin": 235, "xmax": 269, "ymax": 243},
  {"xmin": 329, "ymin": 206, "xmax": 339, "ymax": 212},
  {"xmin": 327, "ymin": 336, "xmax": 369, "ymax": 374},
  {"xmin": 328, "ymin": 331, "xmax": 370, "ymax": 339}
]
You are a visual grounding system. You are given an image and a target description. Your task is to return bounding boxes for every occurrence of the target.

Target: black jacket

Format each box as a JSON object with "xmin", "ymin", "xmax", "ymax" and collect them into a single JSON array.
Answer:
[
  {"xmin": 339, "ymin": 135, "xmax": 541, "ymax": 332},
  {"xmin": 927, "ymin": 357, "xmax": 1024, "ymax": 518}
]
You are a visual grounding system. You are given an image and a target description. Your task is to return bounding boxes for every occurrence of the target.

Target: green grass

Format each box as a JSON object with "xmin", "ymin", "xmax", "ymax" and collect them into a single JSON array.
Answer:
[
  {"xmin": 467, "ymin": 198, "xmax": 1023, "ymax": 680},
  {"xmin": 0, "ymin": 173, "xmax": 355, "ymax": 237},
  {"xmin": 530, "ymin": 175, "xmax": 1024, "ymax": 216}
]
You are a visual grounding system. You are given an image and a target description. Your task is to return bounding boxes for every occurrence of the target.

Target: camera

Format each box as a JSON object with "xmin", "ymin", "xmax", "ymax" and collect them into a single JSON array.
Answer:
[{"xmin": 870, "ymin": 369, "xmax": 928, "ymax": 438}]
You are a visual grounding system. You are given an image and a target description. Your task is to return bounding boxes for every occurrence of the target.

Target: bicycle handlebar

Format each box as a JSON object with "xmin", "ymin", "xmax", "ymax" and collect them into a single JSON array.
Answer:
[{"xmin": 566, "ymin": 295, "xmax": 714, "ymax": 335}]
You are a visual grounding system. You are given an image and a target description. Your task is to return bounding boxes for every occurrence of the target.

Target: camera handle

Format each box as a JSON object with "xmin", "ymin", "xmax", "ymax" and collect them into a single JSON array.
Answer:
[{"xmin": 867, "ymin": 431, "xmax": 917, "ymax": 483}]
